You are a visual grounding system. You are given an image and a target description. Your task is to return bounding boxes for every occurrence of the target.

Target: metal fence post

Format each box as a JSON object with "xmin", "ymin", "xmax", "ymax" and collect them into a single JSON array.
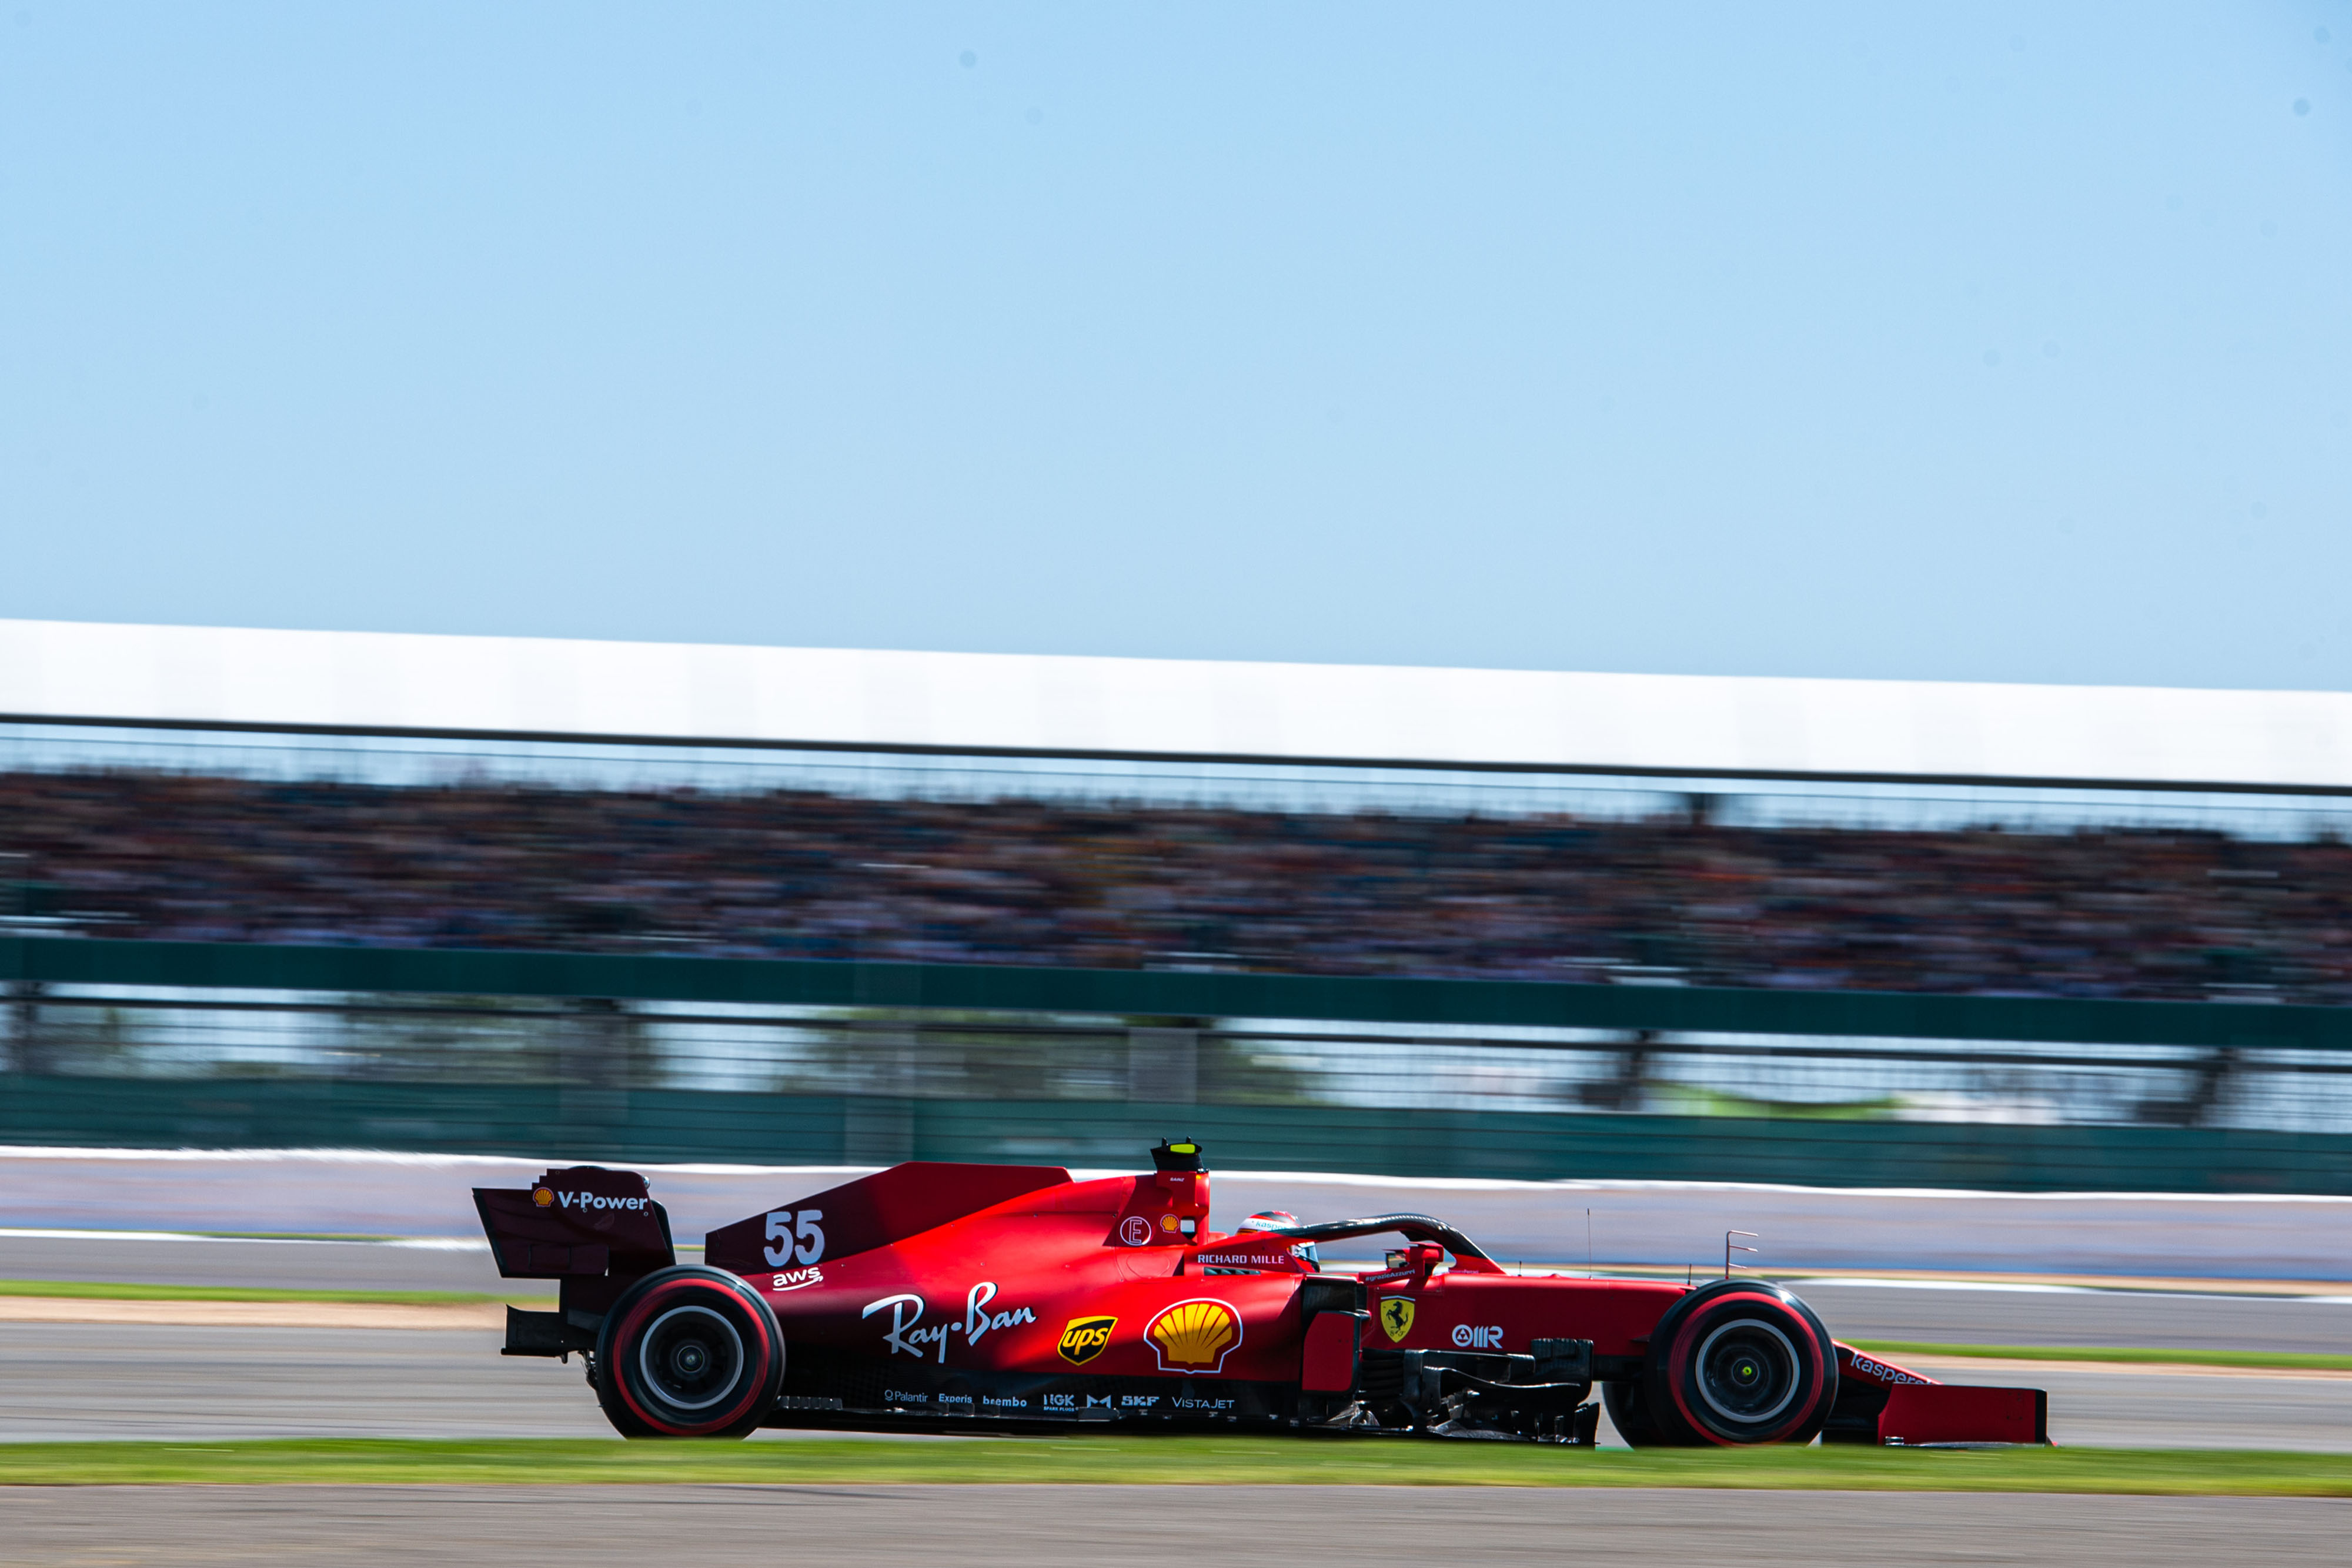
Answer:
[
  {"xmin": 1127, "ymin": 1026, "xmax": 1200, "ymax": 1104},
  {"xmin": 5, "ymin": 979, "xmax": 48, "ymax": 1076}
]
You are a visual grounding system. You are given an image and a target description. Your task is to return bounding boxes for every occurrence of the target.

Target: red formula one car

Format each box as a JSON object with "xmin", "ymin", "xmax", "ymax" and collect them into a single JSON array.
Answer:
[{"xmin": 476, "ymin": 1142, "xmax": 2047, "ymax": 1447}]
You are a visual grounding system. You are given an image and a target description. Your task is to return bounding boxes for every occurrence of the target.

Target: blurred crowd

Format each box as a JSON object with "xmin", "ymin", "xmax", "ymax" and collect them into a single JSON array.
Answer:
[{"xmin": 5, "ymin": 769, "xmax": 2349, "ymax": 1002}]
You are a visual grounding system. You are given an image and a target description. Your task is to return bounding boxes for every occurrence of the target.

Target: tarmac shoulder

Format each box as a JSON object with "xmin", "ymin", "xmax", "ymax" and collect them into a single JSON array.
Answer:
[{"xmin": 0, "ymin": 1296, "xmax": 505, "ymax": 1330}]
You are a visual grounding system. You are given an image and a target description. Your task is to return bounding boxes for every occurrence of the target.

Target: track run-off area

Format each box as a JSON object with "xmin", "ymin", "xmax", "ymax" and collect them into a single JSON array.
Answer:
[
  {"xmin": 2, "ymin": 1222, "xmax": 2348, "ymax": 1450},
  {"xmin": 0, "ymin": 1483, "xmax": 2346, "ymax": 1568}
]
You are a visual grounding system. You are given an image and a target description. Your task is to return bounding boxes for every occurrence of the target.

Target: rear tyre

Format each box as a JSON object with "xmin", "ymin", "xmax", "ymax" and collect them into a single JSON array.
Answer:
[
  {"xmin": 593, "ymin": 1265, "xmax": 784, "ymax": 1439},
  {"xmin": 1640, "ymin": 1279, "xmax": 1837, "ymax": 1447}
]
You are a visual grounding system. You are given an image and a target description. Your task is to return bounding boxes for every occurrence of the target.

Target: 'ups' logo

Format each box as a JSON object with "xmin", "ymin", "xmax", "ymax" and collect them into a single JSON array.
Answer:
[
  {"xmin": 1145, "ymin": 1299, "xmax": 1242, "ymax": 1374},
  {"xmin": 1379, "ymin": 1296, "xmax": 1415, "ymax": 1343},
  {"xmin": 1057, "ymin": 1315, "xmax": 1117, "ymax": 1365}
]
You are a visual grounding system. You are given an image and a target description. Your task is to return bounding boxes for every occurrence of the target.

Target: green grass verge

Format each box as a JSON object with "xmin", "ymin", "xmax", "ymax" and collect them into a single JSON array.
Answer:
[
  {"xmin": 2, "ymin": 1438, "xmax": 2350, "ymax": 1493},
  {"xmin": 1849, "ymin": 1340, "xmax": 2352, "ymax": 1374},
  {"xmin": 0, "ymin": 1279, "xmax": 542, "ymax": 1308}
]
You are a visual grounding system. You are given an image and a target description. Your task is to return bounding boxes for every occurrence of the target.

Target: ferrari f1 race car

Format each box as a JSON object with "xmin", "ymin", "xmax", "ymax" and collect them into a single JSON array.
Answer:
[{"xmin": 475, "ymin": 1142, "xmax": 2047, "ymax": 1447}]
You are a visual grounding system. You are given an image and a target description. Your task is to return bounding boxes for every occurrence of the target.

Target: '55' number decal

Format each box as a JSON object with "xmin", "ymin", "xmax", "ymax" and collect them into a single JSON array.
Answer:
[{"xmin": 764, "ymin": 1208, "xmax": 826, "ymax": 1266}]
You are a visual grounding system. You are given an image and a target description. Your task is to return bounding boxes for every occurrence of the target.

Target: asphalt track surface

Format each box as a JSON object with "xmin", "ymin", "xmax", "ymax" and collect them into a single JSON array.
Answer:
[
  {"xmin": 3, "ymin": 1487, "xmax": 2348, "ymax": 1567},
  {"xmin": 0, "ymin": 1233, "xmax": 531, "ymax": 1298},
  {"xmin": 3, "ymin": 1233, "xmax": 2350, "ymax": 1447},
  {"xmin": 4, "ymin": 1175, "xmax": 2349, "ymax": 1452},
  {"xmin": 3, "ymin": 1317, "xmax": 2348, "ymax": 1450}
]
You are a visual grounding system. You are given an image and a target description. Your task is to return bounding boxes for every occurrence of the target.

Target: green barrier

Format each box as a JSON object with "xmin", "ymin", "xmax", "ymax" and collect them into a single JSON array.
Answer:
[
  {"xmin": 7, "ymin": 936, "xmax": 2352, "ymax": 1049},
  {"xmin": 9, "ymin": 938, "xmax": 2352, "ymax": 1192},
  {"xmin": 3, "ymin": 1074, "xmax": 2347, "ymax": 1193}
]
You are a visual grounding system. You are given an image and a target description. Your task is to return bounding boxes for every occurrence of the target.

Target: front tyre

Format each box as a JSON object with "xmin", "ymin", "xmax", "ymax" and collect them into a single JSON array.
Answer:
[
  {"xmin": 593, "ymin": 1265, "xmax": 784, "ymax": 1438},
  {"xmin": 1641, "ymin": 1279, "xmax": 1837, "ymax": 1446}
]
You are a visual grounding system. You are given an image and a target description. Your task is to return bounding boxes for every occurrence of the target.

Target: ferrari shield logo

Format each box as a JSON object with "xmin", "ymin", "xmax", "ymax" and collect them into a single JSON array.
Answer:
[{"xmin": 1379, "ymin": 1296, "xmax": 1415, "ymax": 1343}]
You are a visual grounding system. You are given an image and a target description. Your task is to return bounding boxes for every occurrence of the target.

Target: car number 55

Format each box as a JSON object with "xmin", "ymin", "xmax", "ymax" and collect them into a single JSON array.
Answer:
[{"xmin": 764, "ymin": 1208, "xmax": 825, "ymax": 1266}]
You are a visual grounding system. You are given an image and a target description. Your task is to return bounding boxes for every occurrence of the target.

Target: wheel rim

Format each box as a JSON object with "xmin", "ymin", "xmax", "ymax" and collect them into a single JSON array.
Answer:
[
  {"xmin": 636, "ymin": 1303, "xmax": 746, "ymax": 1413},
  {"xmin": 1692, "ymin": 1316, "xmax": 1801, "ymax": 1426}
]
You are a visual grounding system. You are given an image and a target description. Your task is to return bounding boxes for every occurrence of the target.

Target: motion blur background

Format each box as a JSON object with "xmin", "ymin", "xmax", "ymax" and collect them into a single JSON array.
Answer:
[
  {"xmin": 12, "ymin": 14, "xmax": 2352, "ymax": 1504},
  {"xmin": 8, "ymin": 624, "xmax": 2352, "ymax": 1221},
  {"xmin": 4, "ymin": 5, "xmax": 2352, "ymax": 1249}
]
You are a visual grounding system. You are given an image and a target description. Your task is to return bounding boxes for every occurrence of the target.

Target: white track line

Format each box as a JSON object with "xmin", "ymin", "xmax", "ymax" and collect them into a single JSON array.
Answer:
[
  {"xmin": 8, "ymin": 1146, "xmax": 2352, "ymax": 1205},
  {"xmin": 0, "ymin": 1226, "xmax": 487, "ymax": 1250}
]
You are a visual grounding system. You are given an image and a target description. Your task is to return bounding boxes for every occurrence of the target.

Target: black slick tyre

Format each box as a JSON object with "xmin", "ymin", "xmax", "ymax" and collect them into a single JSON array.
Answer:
[
  {"xmin": 1638, "ymin": 1278, "xmax": 1838, "ymax": 1447},
  {"xmin": 593, "ymin": 1265, "xmax": 784, "ymax": 1439},
  {"xmin": 1600, "ymin": 1378, "xmax": 1669, "ymax": 1447}
]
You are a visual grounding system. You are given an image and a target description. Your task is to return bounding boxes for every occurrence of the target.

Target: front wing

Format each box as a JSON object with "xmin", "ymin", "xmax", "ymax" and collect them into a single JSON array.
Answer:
[{"xmin": 1826, "ymin": 1344, "xmax": 2049, "ymax": 1445}]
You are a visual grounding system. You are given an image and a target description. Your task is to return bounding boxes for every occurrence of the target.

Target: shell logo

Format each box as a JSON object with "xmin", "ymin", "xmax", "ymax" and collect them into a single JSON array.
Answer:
[
  {"xmin": 1144, "ymin": 1298, "xmax": 1242, "ymax": 1374},
  {"xmin": 531, "ymin": 1186, "xmax": 555, "ymax": 1208}
]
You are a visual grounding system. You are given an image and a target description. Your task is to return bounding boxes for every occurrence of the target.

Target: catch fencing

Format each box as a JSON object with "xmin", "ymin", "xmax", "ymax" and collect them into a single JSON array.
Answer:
[{"xmin": 6, "ymin": 937, "xmax": 2352, "ymax": 1193}]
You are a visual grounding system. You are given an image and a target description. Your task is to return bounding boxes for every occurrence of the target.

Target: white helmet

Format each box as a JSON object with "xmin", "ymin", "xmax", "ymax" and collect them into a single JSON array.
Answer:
[{"xmin": 1238, "ymin": 1209, "xmax": 1319, "ymax": 1271}]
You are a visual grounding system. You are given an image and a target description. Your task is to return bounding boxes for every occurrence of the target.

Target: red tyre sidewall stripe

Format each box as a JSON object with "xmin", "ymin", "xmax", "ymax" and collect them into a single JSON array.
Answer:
[
  {"xmin": 1662, "ymin": 1291, "xmax": 1826, "ymax": 1446},
  {"xmin": 613, "ymin": 1278, "xmax": 775, "ymax": 1436}
]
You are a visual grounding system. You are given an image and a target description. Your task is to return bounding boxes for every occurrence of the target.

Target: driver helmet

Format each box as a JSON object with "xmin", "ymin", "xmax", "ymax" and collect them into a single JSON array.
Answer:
[{"xmin": 1238, "ymin": 1209, "xmax": 1319, "ymax": 1271}]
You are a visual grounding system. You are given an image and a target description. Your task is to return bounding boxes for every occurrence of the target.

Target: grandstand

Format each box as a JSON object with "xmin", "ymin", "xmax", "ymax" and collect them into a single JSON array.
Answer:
[
  {"xmin": 5, "ymin": 618, "xmax": 2352, "ymax": 1189},
  {"xmin": 7, "ymin": 616, "xmax": 2352, "ymax": 789}
]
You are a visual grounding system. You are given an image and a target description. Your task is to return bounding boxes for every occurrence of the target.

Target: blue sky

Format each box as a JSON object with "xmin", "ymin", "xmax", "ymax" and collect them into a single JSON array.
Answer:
[{"xmin": 3, "ymin": 4, "xmax": 2348, "ymax": 690}]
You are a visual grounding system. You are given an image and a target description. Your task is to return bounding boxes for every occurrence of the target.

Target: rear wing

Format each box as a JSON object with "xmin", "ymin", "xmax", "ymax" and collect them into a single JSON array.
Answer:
[
  {"xmin": 473, "ymin": 1165, "xmax": 675, "ymax": 1279},
  {"xmin": 473, "ymin": 1166, "xmax": 676, "ymax": 1359}
]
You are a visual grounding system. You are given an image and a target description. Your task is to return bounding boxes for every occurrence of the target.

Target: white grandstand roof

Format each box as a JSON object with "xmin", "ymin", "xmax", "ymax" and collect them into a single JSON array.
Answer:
[{"xmin": 2, "ymin": 617, "xmax": 2348, "ymax": 793}]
